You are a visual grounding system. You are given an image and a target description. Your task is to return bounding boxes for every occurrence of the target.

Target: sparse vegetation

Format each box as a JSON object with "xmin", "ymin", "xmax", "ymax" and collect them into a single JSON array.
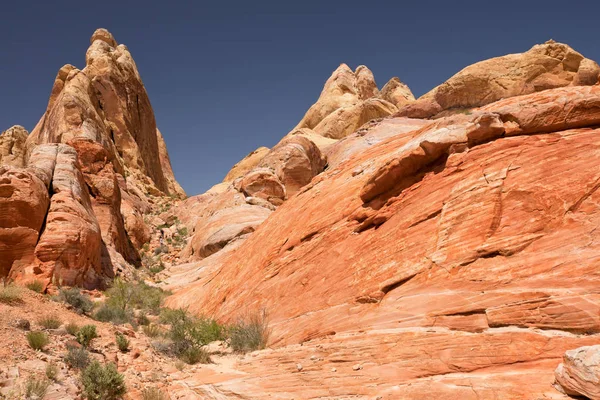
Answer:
[
  {"xmin": 76, "ymin": 325, "xmax": 98, "ymax": 348},
  {"xmin": 93, "ymin": 304, "xmax": 131, "ymax": 324},
  {"xmin": 159, "ymin": 308, "xmax": 189, "ymax": 325},
  {"xmin": 137, "ymin": 312, "xmax": 150, "ymax": 326},
  {"xmin": 65, "ymin": 322, "xmax": 80, "ymax": 336},
  {"xmin": 174, "ymin": 360, "xmax": 185, "ymax": 371},
  {"xmin": 27, "ymin": 331, "xmax": 49, "ymax": 351},
  {"xmin": 153, "ymin": 245, "xmax": 168, "ymax": 255},
  {"xmin": 80, "ymin": 361, "xmax": 126, "ymax": 400},
  {"xmin": 153, "ymin": 309, "xmax": 224, "ymax": 364},
  {"xmin": 228, "ymin": 310, "xmax": 270, "ymax": 353},
  {"xmin": 24, "ymin": 376, "xmax": 50, "ymax": 399},
  {"xmin": 0, "ymin": 284, "xmax": 22, "ymax": 305},
  {"xmin": 45, "ymin": 362, "xmax": 58, "ymax": 381},
  {"xmin": 141, "ymin": 387, "xmax": 168, "ymax": 400},
  {"xmin": 179, "ymin": 346, "xmax": 211, "ymax": 365},
  {"xmin": 148, "ymin": 261, "xmax": 165, "ymax": 275},
  {"xmin": 55, "ymin": 288, "xmax": 94, "ymax": 314},
  {"xmin": 65, "ymin": 346, "xmax": 90, "ymax": 370},
  {"xmin": 95, "ymin": 279, "xmax": 168, "ymax": 326},
  {"xmin": 38, "ymin": 315, "xmax": 61, "ymax": 330},
  {"xmin": 143, "ymin": 324, "xmax": 164, "ymax": 338},
  {"xmin": 25, "ymin": 280, "xmax": 45, "ymax": 293},
  {"xmin": 115, "ymin": 333, "xmax": 130, "ymax": 352}
]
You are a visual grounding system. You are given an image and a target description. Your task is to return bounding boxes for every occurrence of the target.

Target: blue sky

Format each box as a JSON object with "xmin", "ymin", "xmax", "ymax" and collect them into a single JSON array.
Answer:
[{"xmin": 1, "ymin": 0, "xmax": 599, "ymax": 195}]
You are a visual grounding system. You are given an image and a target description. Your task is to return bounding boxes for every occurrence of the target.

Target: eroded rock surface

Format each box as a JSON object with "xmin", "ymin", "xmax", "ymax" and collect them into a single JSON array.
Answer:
[
  {"xmin": 166, "ymin": 84, "xmax": 600, "ymax": 399},
  {"xmin": 397, "ymin": 40, "xmax": 600, "ymax": 118},
  {"xmin": 555, "ymin": 345, "xmax": 600, "ymax": 399},
  {"xmin": 0, "ymin": 29, "xmax": 184, "ymax": 288},
  {"xmin": 0, "ymin": 126, "xmax": 28, "ymax": 167},
  {"xmin": 223, "ymin": 146, "xmax": 270, "ymax": 182}
]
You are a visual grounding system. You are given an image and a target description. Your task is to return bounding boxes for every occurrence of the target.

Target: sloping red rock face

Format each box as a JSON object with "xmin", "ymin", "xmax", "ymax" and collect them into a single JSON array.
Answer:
[{"xmin": 167, "ymin": 83, "xmax": 600, "ymax": 398}]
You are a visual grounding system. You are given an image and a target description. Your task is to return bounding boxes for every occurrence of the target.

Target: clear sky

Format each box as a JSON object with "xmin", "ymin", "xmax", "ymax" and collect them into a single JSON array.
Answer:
[{"xmin": 2, "ymin": 0, "xmax": 599, "ymax": 195}]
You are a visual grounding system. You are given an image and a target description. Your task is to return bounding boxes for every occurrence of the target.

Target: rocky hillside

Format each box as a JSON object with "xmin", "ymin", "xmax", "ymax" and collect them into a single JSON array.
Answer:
[
  {"xmin": 2, "ymin": 31, "xmax": 600, "ymax": 399},
  {"xmin": 165, "ymin": 41, "xmax": 600, "ymax": 398}
]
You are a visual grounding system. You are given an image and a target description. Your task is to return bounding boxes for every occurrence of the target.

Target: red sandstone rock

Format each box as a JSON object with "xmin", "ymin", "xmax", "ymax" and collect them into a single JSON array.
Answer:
[
  {"xmin": 0, "ymin": 166, "xmax": 49, "ymax": 279},
  {"xmin": 166, "ymin": 84, "xmax": 600, "ymax": 398},
  {"xmin": 239, "ymin": 168, "xmax": 286, "ymax": 205},
  {"xmin": 257, "ymin": 135, "xmax": 326, "ymax": 197}
]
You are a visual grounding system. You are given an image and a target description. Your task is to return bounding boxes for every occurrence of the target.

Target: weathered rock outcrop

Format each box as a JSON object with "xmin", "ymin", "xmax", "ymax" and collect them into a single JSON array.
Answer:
[
  {"xmin": 555, "ymin": 345, "xmax": 600, "ymax": 399},
  {"xmin": 257, "ymin": 136, "xmax": 326, "ymax": 197},
  {"xmin": 180, "ymin": 134, "xmax": 326, "ymax": 262},
  {"xmin": 0, "ymin": 166, "xmax": 49, "ymax": 279},
  {"xmin": 379, "ymin": 76, "xmax": 415, "ymax": 108},
  {"xmin": 0, "ymin": 28, "xmax": 184, "ymax": 288},
  {"xmin": 167, "ymin": 83, "xmax": 600, "ymax": 398},
  {"xmin": 223, "ymin": 147, "xmax": 270, "ymax": 182},
  {"xmin": 293, "ymin": 64, "xmax": 398, "ymax": 139},
  {"xmin": 1, "ymin": 144, "xmax": 104, "ymax": 289},
  {"xmin": 27, "ymin": 28, "xmax": 184, "ymax": 199},
  {"xmin": 397, "ymin": 40, "xmax": 600, "ymax": 119},
  {"xmin": 0, "ymin": 126, "xmax": 28, "ymax": 168}
]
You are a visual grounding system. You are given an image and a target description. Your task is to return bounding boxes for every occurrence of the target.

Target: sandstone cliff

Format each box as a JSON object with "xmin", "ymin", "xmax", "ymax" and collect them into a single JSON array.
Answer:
[{"xmin": 0, "ymin": 29, "xmax": 185, "ymax": 289}]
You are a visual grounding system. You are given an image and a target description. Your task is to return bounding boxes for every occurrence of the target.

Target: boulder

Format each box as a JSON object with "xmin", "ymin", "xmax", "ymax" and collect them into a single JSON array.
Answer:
[
  {"xmin": 186, "ymin": 204, "xmax": 271, "ymax": 260},
  {"xmin": 258, "ymin": 136, "xmax": 326, "ymax": 197},
  {"xmin": 223, "ymin": 146, "xmax": 270, "ymax": 182},
  {"xmin": 239, "ymin": 168, "xmax": 286, "ymax": 206},
  {"xmin": 555, "ymin": 345, "xmax": 600, "ymax": 399}
]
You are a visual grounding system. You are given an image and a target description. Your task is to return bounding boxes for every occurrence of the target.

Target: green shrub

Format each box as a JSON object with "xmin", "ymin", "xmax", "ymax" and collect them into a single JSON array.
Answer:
[
  {"xmin": 0, "ymin": 285, "xmax": 22, "ymax": 305},
  {"xmin": 38, "ymin": 315, "xmax": 61, "ymax": 330},
  {"xmin": 45, "ymin": 362, "xmax": 58, "ymax": 381},
  {"xmin": 179, "ymin": 346, "xmax": 211, "ymax": 365},
  {"xmin": 153, "ymin": 245, "xmax": 168, "ymax": 255},
  {"xmin": 56, "ymin": 288, "xmax": 94, "ymax": 314},
  {"xmin": 141, "ymin": 387, "xmax": 168, "ymax": 400},
  {"xmin": 115, "ymin": 333, "xmax": 129, "ymax": 352},
  {"xmin": 27, "ymin": 331, "xmax": 49, "ymax": 351},
  {"xmin": 76, "ymin": 325, "xmax": 98, "ymax": 348},
  {"xmin": 148, "ymin": 262, "xmax": 165, "ymax": 275},
  {"xmin": 137, "ymin": 312, "xmax": 150, "ymax": 326},
  {"xmin": 80, "ymin": 361, "xmax": 126, "ymax": 400},
  {"xmin": 24, "ymin": 376, "xmax": 50, "ymax": 399},
  {"xmin": 143, "ymin": 324, "xmax": 163, "ymax": 338},
  {"xmin": 105, "ymin": 279, "xmax": 166, "ymax": 315},
  {"xmin": 169, "ymin": 317, "xmax": 224, "ymax": 350},
  {"xmin": 174, "ymin": 360, "xmax": 185, "ymax": 371},
  {"xmin": 65, "ymin": 346, "xmax": 90, "ymax": 370},
  {"xmin": 25, "ymin": 280, "xmax": 45, "ymax": 293},
  {"xmin": 228, "ymin": 311, "xmax": 269, "ymax": 353},
  {"xmin": 65, "ymin": 322, "xmax": 80, "ymax": 336},
  {"xmin": 159, "ymin": 308, "xmax": 189, "ymax": 325},
  {"xmin": 93, "ymin": 304, "xmax": 131, "ymax": 325}
]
